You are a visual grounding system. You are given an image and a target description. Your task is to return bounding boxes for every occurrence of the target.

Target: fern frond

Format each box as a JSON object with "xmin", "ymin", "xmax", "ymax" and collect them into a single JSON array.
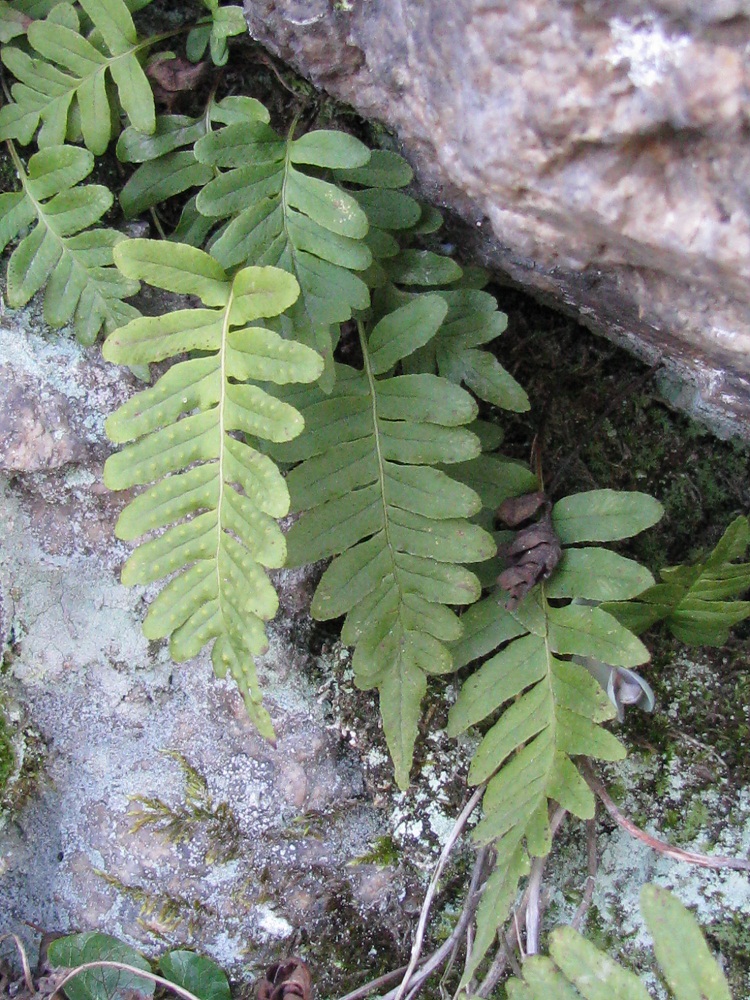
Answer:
[
  {"xmin": 603, "ymin": 514, "xmax": 750, "ymax": 645},
  {"xmin": 0, "ymin": 0, "xmax": 155, "ymax": 153},
  {"xmin": 0, "ymin": 142, "xmax": 139, "ymax": 343},
  {"xmin": 193, "ymin": 118, "xmax": 373, "ymax": 386},
  {"xmin": 103, "ymin": 239, "xmax": 323, "ymax": 736},
  {"xmin": 448, "ymin": 489, "xmax": 662, "ymax": 979},
  {"xmin": 186, "ymin": 0, "xmax": 246, "ymax": 67},
  {"xmin": 117, "ymin": 96, "xmax": 269, "ymax": 222},
  {"xmin": 270, "ymin": 296, "xmax": 496, "ymax": 788},
  {"xmin": 375, "ymin": 264, "xmax": 529, "ymax": 411},
  {"xmin": 506, "ymin": 884, "xmax": 731, "ymax": 1000}
]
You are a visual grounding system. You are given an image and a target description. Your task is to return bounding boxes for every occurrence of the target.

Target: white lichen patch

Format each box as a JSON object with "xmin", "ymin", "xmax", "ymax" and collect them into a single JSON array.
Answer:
[
  {"xmin": 608, "ymin": 15, "xmax": 690, "ymax": 90},
  {"xmin": 254, "ymin": 904, "xmax": 294, "ymax": 940}
]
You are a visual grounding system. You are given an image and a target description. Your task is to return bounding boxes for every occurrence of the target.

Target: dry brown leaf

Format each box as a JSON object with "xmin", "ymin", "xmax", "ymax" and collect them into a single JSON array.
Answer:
[
  {"xmin": 496, "ymin": 493, "xmax": 561, "ymax": 609},
  {"xmin": 257, "ymin": 957, "xmax": 312, "ymax": 1000}
]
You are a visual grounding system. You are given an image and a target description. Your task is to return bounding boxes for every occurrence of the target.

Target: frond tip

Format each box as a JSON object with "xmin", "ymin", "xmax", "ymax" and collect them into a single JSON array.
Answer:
[{"xmin": 104, "ymin": 239, "xmax": 323, "ymax": 737}]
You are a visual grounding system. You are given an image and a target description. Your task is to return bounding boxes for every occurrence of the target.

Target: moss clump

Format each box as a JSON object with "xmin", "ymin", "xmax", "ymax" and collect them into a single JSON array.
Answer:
[
  {"xmin": 0, "ymin": 713, "xmax": 14, "ymax": 793},
  {"xmin": 0, "ymin": 722, "xmax": 46, "ymax": 816}
]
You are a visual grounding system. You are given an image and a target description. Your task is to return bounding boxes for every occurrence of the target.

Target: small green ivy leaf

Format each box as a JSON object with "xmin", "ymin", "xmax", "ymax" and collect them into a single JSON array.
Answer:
[
  {"xmin": 48, "ymin": 933, "xmax": 153, "ymax": 1000},
  {"xmin": 159, "ymin": 951, "xmax": 231, "ymax": 1000}
]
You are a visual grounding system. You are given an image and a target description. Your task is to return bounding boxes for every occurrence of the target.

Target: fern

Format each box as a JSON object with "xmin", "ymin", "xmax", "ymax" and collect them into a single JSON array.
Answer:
[
  {"xmin": 192, "ymin": 117, "xmax": 373, "ymax": 386},
  {"xmin": 603, "ymin": 514, "xmax": 750, "ymax": 645},
  {"xmin": 117, "ymin": 95, "xmax": 269, "ymax": 223},
  {"xmin": 448, "ymin": 489, "xmax": 662, "ymax": 979},
  {"xmin": 0, "ymin": 142, "xmax": 139, "ymax": 343},
  {"xmin": 0, "ymin": 0, "xmax": 157, "ymax": 153},
  {"xmin": 505, "ymin": 884, "xmax": 732, "ymax": 1000},
  {"xmin": 267, "ymin": 296, "xmax": 496, "ymax": 787},
  {"xmin": 185, "ymin": 0, "xmax": 246, "ymax": 67},
  {"xmin": 103, "ymin": 239, "xmax": 323, "ymax": 737}
]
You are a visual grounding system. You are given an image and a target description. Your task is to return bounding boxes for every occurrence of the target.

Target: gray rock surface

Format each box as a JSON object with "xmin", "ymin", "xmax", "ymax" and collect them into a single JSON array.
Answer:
[
  {"xmin": 244, "ymin": 0, "xmax": 750, "ymax": 438},
  {"xmin": 0, "ymin": 309, "xmax": 437, "ymax": 991}
]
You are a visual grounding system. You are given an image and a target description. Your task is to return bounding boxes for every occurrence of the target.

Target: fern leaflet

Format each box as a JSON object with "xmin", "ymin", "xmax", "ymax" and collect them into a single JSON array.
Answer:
[
  {"xmin": 103, "ymin": 239, "xmax": 323, "ymax": 737},
  {"xmin": 270, "ymin": 296, "xmax": 496, "ymax": 787},
  {"xmin": 193, "ymin": 118, "xmax": 373, "ymax": 387},
  {"xmin": 448, "ymin": 489, "xmax": 662, "ymax": 980},
  {"xmin": 506, "ymin": 884, "xmax": 731, "ymax": 1000},
  {"xmin": 603, "ymin": 514, "xmax": 750, "ymax": 645},
  {"xmin": 0, "ymin": 142, "xmax": 139, "ymax": 343},
  {"xmin": 0, "ymin": 0, "xmax": 156, "ymax": 153},
  {"xmin": 370, "ymin": 257, "xmax": 529, "ymax": 411}
]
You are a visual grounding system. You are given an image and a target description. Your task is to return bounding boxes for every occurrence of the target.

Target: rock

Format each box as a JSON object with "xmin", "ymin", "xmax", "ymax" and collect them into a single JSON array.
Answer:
[
  {"xmin": 244, "ymin": 0, "xmax": 750, "ymax": 438},
  {"xmin": 0, "ymin": 307, "xmax": 424, "ymax": 994}
]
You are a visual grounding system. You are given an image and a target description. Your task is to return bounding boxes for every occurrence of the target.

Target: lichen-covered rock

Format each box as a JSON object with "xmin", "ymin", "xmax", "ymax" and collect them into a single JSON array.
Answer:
[
  {"xmin": 243, "ymin": 0, "xmax": 750, "ymax": 438},
  {"xmin": 0, "ymin": 310, "xmax": 428, "ymax": 994}
]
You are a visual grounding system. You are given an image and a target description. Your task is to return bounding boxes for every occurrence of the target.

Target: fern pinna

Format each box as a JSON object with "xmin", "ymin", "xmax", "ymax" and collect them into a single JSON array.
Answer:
[
  {"xmin": 602, "ymin": 513, "xmax": 750, "ymax": 645},
  {"xmin": 268, "ymin": 297, "xmax": 496, "ymax": 788},
  {"xmin": 103, "ymin": 239, "xmax": 322, "ymax": 737},
  {"xmin": 447, "ymin": 489, "xmax": 662, "ymax": 979}
]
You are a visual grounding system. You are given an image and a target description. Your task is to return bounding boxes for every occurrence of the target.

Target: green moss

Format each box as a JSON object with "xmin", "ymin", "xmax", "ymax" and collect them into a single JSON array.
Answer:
[
  {"xmin": 0, "ymin": 723, "xmax": 46, "ymax": 816},
  {"xmin": 128, "ymin": 750, "xmax": 242, "ymax": 864},
  {"xmin": 0, "ymin": 713, "xmax": 14, "ymax": 793},
  {"xmin": 707, "ymin": 913, "xmax": 750, "ymax": 998},
  {"xmin": 96, "ymin": 870, "xmax": 216, "ymax": 937},
  {"xmin": 350, "ymin": 835, "xmax": 400, "ymax": 867}
]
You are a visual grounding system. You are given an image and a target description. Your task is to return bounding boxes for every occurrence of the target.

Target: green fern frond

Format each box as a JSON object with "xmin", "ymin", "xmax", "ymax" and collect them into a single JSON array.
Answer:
[
  {"xmin": 373, "ymin": 261, "xmax": 529, "ymax": 411},
  {"xmin": 271, "ymin": 296, "xmax": 496, "ymax": 788},
  {"xmin": 505, "ymin": 884, "xmax": 731, "ymax": 1000},
  {"xmin": 103, "ymin": 239, "xmax": 323, "ymax": 737},
  {"xmin": 449, "ymin": 489, "xmax": 662, "ymax": 979},
  {"xmin": 0, "ymin": 1, "xmax": 30, "ymax": 42},
  {"xmin": 186, "ymin": 0, "xmax": 246, "ymax": 67},
  {"xmin": 602, "ymin": 514, "xmax": 750, "ymax": 645},
  {"xmin": 0, "ymin": 0, "xmax": 156, "ymax": 153},
  {"xmin": 193, "ymin": 118, "xmax": 373, "ymax": 386},
  {"xmin": 0, "ymin": 142, "xmax": 139, "ymax": 343},
  {"xmin": 117, "ymin": 96, "xmax": 269, "ymax": 222}
]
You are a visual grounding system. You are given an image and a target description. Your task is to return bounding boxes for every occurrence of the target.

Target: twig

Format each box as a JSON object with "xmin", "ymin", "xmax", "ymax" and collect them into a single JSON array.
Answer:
[
  {"xmin": 581, "ymin": 760, "xmax": 750, "ymax": 872},
  {"xmin": 474, "ymin": 805, "xmax": 567, "ymax": 997},
  {"xmin": 0, "ymin": 933, "xmax": 34, "ymax": 993},
  {"xmin": 338, "ymin": 847, "xmax": 490, "ymax": 1000},
  {"xmin": 523, "ymin": 855, "xmax": 545, "ymax": 956},
  {"xmin": 336, "ymin": 965, "xmax": 409, "ymax": 1000},
  {"xmin": 571, "ymin": 816, "xmax": 598, "ymax": 931},
  {"xmin": 393, "ymin": 786, "xmax": 485, "ymax": 1000}
]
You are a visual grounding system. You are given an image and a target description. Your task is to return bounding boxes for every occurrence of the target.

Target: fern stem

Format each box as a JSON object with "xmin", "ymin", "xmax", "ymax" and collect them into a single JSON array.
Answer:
[
  {"xmin": 393, "ymin": 786, "xmax": 485, "ymax": 1000},
  {"xmin": 581, "ymin": 760, "xmax": 750, "ymax": 872},
  {"xmin": 357, "ymin": 317, "xmax": 405, "ymax": 610},
  {"xmin": 0, "ymin": 934, "xmax": 34, "ymax": 993}
]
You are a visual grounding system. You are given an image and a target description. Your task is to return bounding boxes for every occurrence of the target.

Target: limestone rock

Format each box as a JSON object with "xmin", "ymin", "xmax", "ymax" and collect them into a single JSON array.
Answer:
[
  {"xmin": 244, "ymin": 0, "xmax": 750, "ymax": 437},
  {"xmin": 0, "ymin": 310, "xmax": 417, "ymax": 993}
]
